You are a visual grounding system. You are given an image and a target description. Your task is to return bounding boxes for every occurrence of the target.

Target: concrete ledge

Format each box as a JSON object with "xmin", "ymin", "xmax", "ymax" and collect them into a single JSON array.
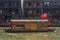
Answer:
[{"xmin": 5, "ymin": 29, "xmax": 55, "ymax": 33}]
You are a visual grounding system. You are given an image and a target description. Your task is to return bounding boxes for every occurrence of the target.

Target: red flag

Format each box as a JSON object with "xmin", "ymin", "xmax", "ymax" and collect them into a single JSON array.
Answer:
[{"xmin": 41, "ymin": 13, "xmax": 47, "ymax": 19}]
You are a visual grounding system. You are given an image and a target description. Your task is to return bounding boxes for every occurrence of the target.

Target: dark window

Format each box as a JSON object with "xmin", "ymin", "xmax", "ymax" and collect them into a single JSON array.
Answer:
[
  {"xmin": 28, "ymin": 2, "xmax": 31, "ymax": 5},
  {"xmin": 11, "ymin": 2, "xmax": 16, "ymax": 7},
  {"xmin": 37, "ymin": 10, "xmax": 40, "ymax": 13},
  {"xmin": 9, "ymin": 2, "xmax": 11, "ymax": 7},
  {"xmin": 4, "ymin": 2, "xmax": 9, "ymax": 7},
  {"xmin": 17, "ymin": 2, "xmax": 19, "ymax": 6},
  {"xmin": 0, "ymin": 2, "xmax": 4, "ymax": 7},
  {"xmin": 36, "ymin": 2, "xmax": 39, "ymax": 6},
  {"xmin": 28, "ymin": 2, "xmax": 31, "ymax": 7}
]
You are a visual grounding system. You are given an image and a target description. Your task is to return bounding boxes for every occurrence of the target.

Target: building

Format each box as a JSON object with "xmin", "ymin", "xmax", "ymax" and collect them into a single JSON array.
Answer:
[
  {"xmin": 23, "ymin": 0, "xmax": 42, "ymax": 19},
  {"xmin": 42, "ymin": 0, "xmax": 60, "ymax": 19},
  {"xmin": 42, "ymin": 0, "xmax": 60, "ymax": 25},
  {"xmin": 0, "ymin": 0, "xmax": 60, "ymax": 24},
  {"xmin": 0, "ymin": 0, "xmax": 21, "ymax": 21},
  {"xmin": 0, "ymin": 0, "xmax": 43, "ymax": 20}
]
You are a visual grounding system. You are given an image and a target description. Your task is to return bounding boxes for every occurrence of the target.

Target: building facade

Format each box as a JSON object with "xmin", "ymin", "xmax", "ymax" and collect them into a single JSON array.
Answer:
[
  {"xmin": 0, "ymin": 0, "xmax": 21, "ymax": 22},
  {"xmin": 0, "ymin": 0, "xmax": 43, "ymax": 20},
  {"xmin": 42, "ymin": 0, "xmax": 60, "ymax": 19},
  {"xmin": 23, "ymin": 0, "xmax": 42, "ymax": 19},
  {"xmin": 0, "ymin": 0, "xmax": 60, "ymax": 21}
]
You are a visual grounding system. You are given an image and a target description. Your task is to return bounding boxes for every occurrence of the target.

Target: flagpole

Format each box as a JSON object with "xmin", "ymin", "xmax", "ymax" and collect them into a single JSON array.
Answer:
[{"xmin": 21, "ymin": 0, "xmax": 24, "ymax": 19}]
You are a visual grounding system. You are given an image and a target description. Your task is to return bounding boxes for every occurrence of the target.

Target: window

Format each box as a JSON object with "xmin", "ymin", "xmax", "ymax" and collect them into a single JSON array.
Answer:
[
  {"xmin": 34, "ymin": 10, "xmax": 40, "ymax": 14},
  {"xmin": 36, "ymin": 2, "xmax": 40, "ymax": 6},
  {"xmin": 17, "ymin": 2, "xmax": 19, "ymax": 6},
  {"xmin": 28, "ymin": 2, "xmax": 31, "ymax": 6},
  {"xmin": 34, "ymin": 2, "xmax": 40, "ymax": 7},
  {"xmin": 4, "ymin": 2, "xmax": 8, "ymax": 7},
  {"xmin": 11, "ymin": 2, "xmax": 16, "ymax": 7},
  {"xmin": 9, "ymin": 2, "xmax": 11, "ymax": 7},
  {"xmin": 0, "ymin": 2, "xmax": 4, "ymax": 7},
  {"xmin": 28, "ymin": 2, "xmax": 31, "ymax": 7}
]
